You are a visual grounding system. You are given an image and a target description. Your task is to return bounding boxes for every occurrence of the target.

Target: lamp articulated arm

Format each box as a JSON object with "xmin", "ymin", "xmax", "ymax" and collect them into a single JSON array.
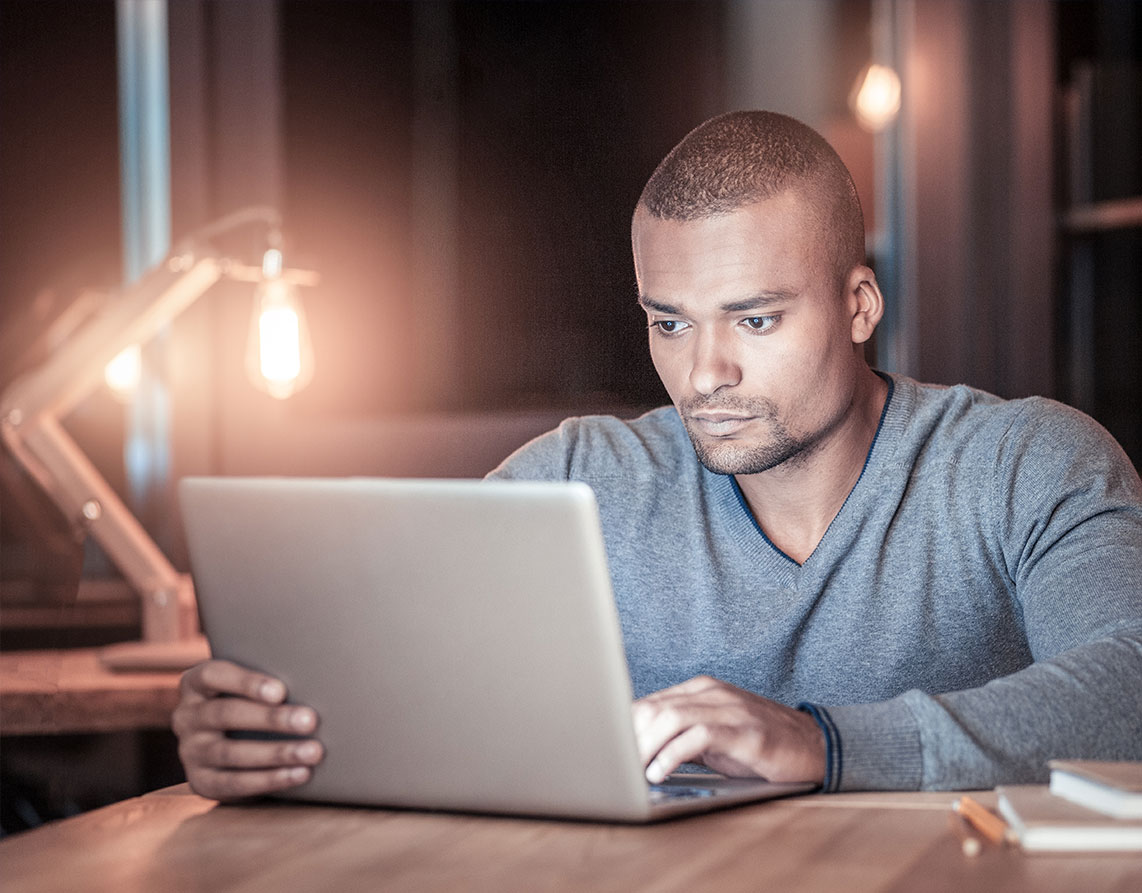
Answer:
[{"xmin": 1, "ymin": 250, "xmax": 224, "ymax": 645}]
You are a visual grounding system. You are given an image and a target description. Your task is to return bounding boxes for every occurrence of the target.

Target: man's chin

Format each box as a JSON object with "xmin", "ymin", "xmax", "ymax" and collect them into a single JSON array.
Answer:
[
  {"xmin": 691, "ymin": 439, "xmax": 789, "ymax": 476},
  {"xmin": 685, "ymin": 426, "xmax": 808, "ymax": 475}
]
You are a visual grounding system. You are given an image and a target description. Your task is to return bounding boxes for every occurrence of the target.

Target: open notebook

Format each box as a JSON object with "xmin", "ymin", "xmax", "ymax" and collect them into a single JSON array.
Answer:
[{"xmin": 180, "ymin": 476, "xmax": 814, "ymax": 822}]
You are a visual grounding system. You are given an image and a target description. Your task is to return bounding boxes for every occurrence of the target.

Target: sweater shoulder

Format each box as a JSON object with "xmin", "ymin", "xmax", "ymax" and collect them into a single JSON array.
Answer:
[
  {"xmin": 892, "ymin": 377, "xmax": 1131, "ymax": 474},
  {"xmin": 488, "ymin": 406, "xmax": 694, "ymax": 482}
]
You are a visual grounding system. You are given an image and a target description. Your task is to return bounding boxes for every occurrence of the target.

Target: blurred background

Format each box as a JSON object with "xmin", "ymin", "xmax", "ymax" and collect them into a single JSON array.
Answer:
[{"xmin": 1, "ymin": 0, "xmax": 1139, "ymax": 831}]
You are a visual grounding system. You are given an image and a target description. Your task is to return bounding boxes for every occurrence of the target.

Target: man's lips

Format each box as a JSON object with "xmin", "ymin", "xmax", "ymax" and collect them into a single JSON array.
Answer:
[{"xmin": 686, "ymin": 412, "xmax": 755, "ymax": 436}]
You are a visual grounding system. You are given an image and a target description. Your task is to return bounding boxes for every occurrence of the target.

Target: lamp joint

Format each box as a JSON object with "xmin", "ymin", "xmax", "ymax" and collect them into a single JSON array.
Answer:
[{"xmin": 80, "ymin": 499, "xmax": 103, "ymax": 524}]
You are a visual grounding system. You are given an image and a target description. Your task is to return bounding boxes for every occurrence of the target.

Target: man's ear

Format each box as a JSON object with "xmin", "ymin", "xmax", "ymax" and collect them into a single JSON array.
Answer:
[{"xmin": 846, "ymin": 266, "xmax": 885, "ymax": 345}]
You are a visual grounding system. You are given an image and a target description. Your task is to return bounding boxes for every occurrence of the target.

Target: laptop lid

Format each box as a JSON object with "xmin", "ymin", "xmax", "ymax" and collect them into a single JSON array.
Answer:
[{"xmin": 180, "ymin": 477, "xmax": 813, "ymax": 821}]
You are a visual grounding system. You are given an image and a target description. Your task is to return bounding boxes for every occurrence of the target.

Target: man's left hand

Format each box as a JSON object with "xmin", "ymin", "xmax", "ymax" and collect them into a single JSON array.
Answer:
[{"xmin": 631, "ymin": 675, "xmax": 826, "ymax": 785}]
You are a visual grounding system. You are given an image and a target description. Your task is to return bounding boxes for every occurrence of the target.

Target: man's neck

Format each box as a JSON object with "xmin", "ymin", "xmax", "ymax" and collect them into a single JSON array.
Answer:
[{"xmin": 734, "ymin": 369, "xmax": 889, "ymax": 565}]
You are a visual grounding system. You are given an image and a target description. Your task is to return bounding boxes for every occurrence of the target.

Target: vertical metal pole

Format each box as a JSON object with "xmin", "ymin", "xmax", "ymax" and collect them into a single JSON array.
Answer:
[
  {"xmin": 116, "ymin": 0, "xmax": 172, "ymax": 512},
  {"xmin": 869, "ymin": 0, "xmax": 904, "ymax": 374},
  {"xmin": 117, "ymin": 0, "xmax": 171, "ymax": 284},
  {"xmin": 887, "ymin": 0, "xmax": 919, "ymax": 378}
]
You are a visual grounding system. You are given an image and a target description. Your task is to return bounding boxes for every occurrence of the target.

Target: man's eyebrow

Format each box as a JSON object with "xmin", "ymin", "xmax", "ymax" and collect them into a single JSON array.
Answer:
[
  {"xmin": 638, "ymin": 292, "xmax": 797, "ymax": 315},
  {"xmin": 719, "ymin": 293, "xmax": 797, "ymax": 312},
  {"xmin": 638, "ymin": 295, "xmax": 682, "ymax": 314}
]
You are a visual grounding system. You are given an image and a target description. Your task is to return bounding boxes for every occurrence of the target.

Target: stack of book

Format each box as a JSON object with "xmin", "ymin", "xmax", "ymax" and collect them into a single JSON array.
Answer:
[{"xmin": 996, "ymin": 760, "xmax": 1142, "ymax": 853}]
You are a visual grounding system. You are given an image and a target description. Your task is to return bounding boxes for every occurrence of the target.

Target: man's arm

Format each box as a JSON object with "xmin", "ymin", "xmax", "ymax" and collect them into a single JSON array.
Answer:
[
  {"xmin": 806, "ymin": 624, "xmax": 1142, "ymax": 791},
  {"xmin": 172, "ymin": 660, "xmax": 324, "ymax": 801},
  {"xmin": 629, "ymin": 626, "xmax": 1142, "ymax": 792}
]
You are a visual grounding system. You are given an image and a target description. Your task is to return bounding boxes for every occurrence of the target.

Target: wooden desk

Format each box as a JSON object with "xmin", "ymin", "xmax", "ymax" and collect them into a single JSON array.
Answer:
[
  {"xmin": 0, "ymin": 648, "xmax": 183, "ymax": 735},
  {"xmin": 2, "ymin": 785, "xmax": 1139, "ymax": 891}
]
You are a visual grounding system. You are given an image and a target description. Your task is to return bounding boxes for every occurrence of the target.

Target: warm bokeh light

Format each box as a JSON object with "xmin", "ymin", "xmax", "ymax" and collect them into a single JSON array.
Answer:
[
  {"xmin": 246, "ymin": 250, "xmax": 314, "ymax": 400},
  {"xmin": 851, "ymin": 63, "xmax": 902, "ymax": 132},
  {"xmin": 104, "ymin": 343, "xmax": 142, "ymax": 400}
]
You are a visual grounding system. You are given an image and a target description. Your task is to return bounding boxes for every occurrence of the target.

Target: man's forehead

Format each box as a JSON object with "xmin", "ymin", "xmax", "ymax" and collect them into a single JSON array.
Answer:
[
  {"xmin": 634, "ymin": 201, "xmax": 817, "ymax": 276},
  {"xmin": 635, "ymin": 197, "xmax": 823, "ymax": 273}
]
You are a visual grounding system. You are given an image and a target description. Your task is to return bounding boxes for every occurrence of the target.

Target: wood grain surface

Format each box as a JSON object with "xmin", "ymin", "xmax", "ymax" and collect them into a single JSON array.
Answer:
[{"xmin": 3, "ymin": 785, "xmax": 1140, "ymax": 892}]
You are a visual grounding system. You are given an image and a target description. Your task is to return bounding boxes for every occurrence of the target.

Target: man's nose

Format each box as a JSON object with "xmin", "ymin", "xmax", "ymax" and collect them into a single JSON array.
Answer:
[{"xmin": 689, "ymin": 330, "xmax": 741, "ymax": 396}]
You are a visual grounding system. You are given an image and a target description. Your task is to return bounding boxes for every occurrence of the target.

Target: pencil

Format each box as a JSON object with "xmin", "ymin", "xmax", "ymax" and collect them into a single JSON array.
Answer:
[
  {"xmin": 953, "ymin": 795, "xmax": 1009, "ymax": 846},
  {"xmin": 947, "ymin": 811, "xmax": 983, "ymax": 857}
]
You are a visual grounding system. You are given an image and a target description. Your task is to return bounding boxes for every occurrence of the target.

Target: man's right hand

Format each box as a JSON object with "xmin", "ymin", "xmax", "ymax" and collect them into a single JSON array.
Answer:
[{"xmin": 172, "ymin": 659, "xmax": 324, "ymax": 802}]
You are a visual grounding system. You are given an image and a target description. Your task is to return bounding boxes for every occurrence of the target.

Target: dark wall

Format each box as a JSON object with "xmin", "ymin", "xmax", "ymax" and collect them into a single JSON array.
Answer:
[
  {"xmin": 0, "ymin": 0, "xmax": 126, "ymax": 591},
  {"xmin": 0, "ymin": 1, "xmax": 121, "ymax": 365},
  {"xmin": 278, "ymin": 1, "xmax": 726, "ymax": 416},
  {"xmin": 1056, "ymin": 0, "xmax": 1142, "ymax": 467}
]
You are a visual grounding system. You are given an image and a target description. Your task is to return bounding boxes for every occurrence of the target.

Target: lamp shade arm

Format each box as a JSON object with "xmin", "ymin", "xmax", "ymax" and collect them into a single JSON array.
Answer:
[{"xmin": 0, "ymin": 252, "xmax": 223, "ymax": 426}]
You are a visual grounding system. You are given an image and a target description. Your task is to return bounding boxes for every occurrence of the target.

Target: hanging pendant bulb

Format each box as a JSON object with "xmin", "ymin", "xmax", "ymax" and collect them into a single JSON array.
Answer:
[{"xmin": 245, "ymin": 248, "xmax": 314, "ymax": 399}]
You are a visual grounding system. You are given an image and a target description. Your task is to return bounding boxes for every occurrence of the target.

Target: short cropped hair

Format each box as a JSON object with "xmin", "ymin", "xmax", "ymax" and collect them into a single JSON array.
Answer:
[{"xmin": 637, "ymin": 111, "xmax": 866, "ymax": 278}]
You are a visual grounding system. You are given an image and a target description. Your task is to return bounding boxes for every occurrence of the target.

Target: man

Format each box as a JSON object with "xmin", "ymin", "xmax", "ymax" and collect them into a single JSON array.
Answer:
[{"xmin": 174, "ymin": 111, "xmax": 1142, "ymax": 801}]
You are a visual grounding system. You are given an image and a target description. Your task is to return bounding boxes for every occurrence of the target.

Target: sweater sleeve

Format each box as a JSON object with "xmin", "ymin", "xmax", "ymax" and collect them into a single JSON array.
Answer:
[
  {"xmin": 809, "ymin": 401, "xmax": 1142, "ymax": 791},
  {"xmin": 810, "ymin": 625, "xmax": 1142, "ymax": 791}
]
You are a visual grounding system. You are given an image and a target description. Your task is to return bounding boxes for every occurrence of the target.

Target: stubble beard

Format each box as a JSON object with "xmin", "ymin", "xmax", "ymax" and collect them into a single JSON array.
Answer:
[{"xmin": 679, "ymin": 396, "xmax": 812, "ymax": 476}]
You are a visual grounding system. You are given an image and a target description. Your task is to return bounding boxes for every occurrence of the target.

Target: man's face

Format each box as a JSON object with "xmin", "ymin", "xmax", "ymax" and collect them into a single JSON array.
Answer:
[{"xmin": 632, "ymin": 190, "xmax": 865, "ymax": 476}]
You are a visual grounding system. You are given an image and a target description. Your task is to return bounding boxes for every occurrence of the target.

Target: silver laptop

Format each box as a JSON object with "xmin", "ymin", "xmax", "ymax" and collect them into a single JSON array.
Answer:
[{"xmin": 179, "ymin": 476, "xmax": 815, "ymax": 822}]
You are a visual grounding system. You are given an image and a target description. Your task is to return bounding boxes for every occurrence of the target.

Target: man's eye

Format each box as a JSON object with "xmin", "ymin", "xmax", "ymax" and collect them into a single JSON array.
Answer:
[
  {"xmin": 651, "ymin": 320, "xmax": 685, "ymax": 335},
  {"xmin": 743, "ymin": 315, "xmax": 778, "ymax": 332}
]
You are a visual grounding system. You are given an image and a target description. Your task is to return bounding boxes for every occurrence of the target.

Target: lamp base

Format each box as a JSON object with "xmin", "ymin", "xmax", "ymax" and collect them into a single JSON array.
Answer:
[{"xmin": 99, "ymin": 636, "xmax": 211, "ymax": 673}]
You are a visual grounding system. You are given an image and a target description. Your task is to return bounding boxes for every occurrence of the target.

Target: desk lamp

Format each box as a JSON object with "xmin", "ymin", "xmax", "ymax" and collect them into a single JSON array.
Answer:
[{"xmin": 0, "ymin": 207, "xmax": 317, "ymax": 670}]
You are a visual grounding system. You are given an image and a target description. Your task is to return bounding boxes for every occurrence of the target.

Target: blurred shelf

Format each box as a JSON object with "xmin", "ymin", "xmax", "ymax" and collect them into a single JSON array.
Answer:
[
  {"xmin": 1062, "ymin": 196, "xmax": 1142, "ymax": 233},
  {"xmin": 1, "ymin": 578, "xmax": 139, "ymax": 630}
]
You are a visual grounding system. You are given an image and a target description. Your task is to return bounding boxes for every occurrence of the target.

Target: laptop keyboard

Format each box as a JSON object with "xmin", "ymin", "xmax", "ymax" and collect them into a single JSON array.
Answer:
[{"xmin": 648, "ymin": 784, "xmax": 718, "ymax": 803}]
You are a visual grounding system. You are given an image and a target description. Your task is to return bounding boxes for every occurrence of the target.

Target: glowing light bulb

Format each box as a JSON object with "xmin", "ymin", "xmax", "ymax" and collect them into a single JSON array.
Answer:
[
  {"xmin": 850, "ymin": 64, "xmax": 902, "ymax": 133},
  {"xmin": 245, "ymin": 250, "xmax": 314, "ymax": 399},
  {"xmin": 105, "ymin": 344, "xmax": 142, "ymax": 400},
  {"xmin": 258, "ymin": 284, "xmax": 303, "ymax": 384}
]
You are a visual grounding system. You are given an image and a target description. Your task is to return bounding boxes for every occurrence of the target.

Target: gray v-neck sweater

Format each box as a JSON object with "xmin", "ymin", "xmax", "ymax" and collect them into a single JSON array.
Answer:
[{"xmin": 489, "ymin": 374, "xmax": 1142, "ymax": 790}]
